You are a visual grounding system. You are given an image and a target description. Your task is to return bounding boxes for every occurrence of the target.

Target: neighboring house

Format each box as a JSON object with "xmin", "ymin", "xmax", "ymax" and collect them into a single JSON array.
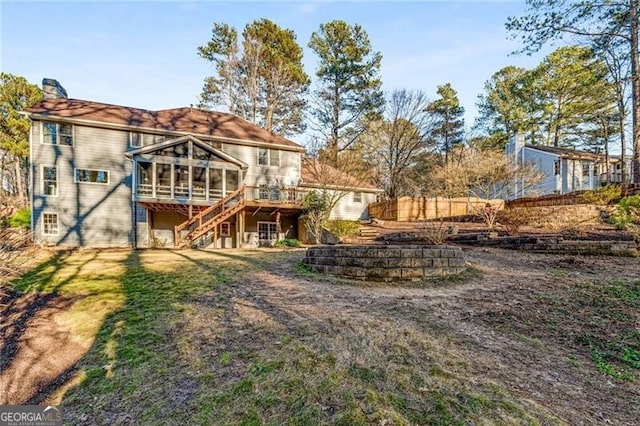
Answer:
[
  {"xmin": 506, "ymin": 134, "xmax": 633, "ymax": 200},
  {"xmin": 25, "ymin": 79, "xmax": 381, "ymax": 248},
  {"xmin": 300, "ymin": 159, "xmax": 382, "ymax": 221}
]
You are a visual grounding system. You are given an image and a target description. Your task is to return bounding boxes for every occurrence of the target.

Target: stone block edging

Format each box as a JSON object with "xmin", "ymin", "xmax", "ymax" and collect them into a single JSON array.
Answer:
[{"xmin": 304, "ymin": 244, "xmax": 467, "ymax": 281}]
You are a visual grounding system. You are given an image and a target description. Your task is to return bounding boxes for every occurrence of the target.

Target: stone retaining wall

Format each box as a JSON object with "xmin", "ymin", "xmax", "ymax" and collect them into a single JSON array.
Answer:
[
  {"xmin": 508, "ymin": 205, "xmax": 602, "ymax": 229},
  {"xmin": 452, "ymin": 235, "xmax": 638, "ymax": 257},
  {"xmin": 304, "ymin": 245, "xmax": 466, "ymax": 281}
]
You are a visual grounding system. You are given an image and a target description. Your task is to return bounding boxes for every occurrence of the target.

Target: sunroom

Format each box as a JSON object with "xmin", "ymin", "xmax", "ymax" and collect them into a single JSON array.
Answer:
[{"xmin": 126, "ymin": 135, "xmax": 247, "ymax": 205}]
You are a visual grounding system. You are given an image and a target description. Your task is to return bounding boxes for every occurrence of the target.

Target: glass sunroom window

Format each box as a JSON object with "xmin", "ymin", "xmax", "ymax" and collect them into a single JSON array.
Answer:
[
  {"xmin": 209, "ymin": 169, "xmax": 222, "ymax": 199},
  {"xmin": 174, "ymin": 165, "xmax": 189, "ymax": 197},
  {"xmin": 226, "ymin": 170, "xmax": 238, "ymax": 192},
  {"xmin": 192, "ymin": 167, "xmax": 207, "ymax": 200},
  {"xmin": 136, "ymin": 162, "xmax": 152, "ymax": 195},
  {"xmin": 156, "ymin": 164, "xmax": 172, "ymax": 198}
]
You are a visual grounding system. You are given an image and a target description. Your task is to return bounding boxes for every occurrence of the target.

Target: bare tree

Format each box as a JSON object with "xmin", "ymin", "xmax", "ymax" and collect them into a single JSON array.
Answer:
[
  {"xmin": 430, "ymin": 148, "xmax": 543, "ymax": 200},
  {"xmin": 360, "ymin": 89, "xmax": 437, "ymax": 199}
]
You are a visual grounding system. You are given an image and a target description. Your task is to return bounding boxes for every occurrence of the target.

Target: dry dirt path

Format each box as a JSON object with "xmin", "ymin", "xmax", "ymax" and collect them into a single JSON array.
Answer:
[{"xmin": 233, "ymin": 247, "xmax": 640, "ymax": 425}]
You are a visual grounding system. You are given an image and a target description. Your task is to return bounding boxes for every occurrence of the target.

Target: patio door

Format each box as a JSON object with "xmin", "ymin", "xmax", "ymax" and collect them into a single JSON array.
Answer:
[{"xmin": 258, "ymin": 222, "xmax": 278, "ymax": 246}]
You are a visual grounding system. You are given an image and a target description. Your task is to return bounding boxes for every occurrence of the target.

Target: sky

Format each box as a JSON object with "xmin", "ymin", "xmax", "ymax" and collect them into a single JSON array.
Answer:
[{"xmin": 1, "ymin": 0, "xmax": 554, "ymax": 145}]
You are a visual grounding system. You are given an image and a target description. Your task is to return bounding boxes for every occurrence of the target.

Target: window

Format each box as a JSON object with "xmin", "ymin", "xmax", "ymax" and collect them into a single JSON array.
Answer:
[
  {"xmin": 258, "ymin": 222, "xmax": 278, "ymax": 244},
  {"xmin": 42, "ymin": 121, "xmax": 73, "ymax": 146},
  {"xmin": 269, "ymin": 150, "xmax": 280, "ymax": 167},
  {"xmin": 75, "ymin": 169, "xmax": 109, "ymax": 184},
  {"xmin": 42, "ymin": 213, "xmax": 59, "ymax": 236},
  {"xmin": 353, "ymin": 192, "xmax": 362, "ymax": 203},
  {"xmin": 226, "ymin": 170, "xmax": 239, "ymax": 192},
  {"xmin": 220, "ymin": 222, "xmax": 231, "ymax": 237},
  {"xmin": 258, "ymin": 147, "xmax": 269, "ymax": 165},
  {"xmin": 129, "ymin": 132, "xmax": 142, "ymax": 147},
  {"xmin": 258, "ymin": 148, "xmax": 279, "ymax": 166},
  {"xmin": 42, "ymin": 166, "xmax": 57, "ymax": 196},
  {"xmin": 553, "ymin": 160, "xmax": 561, "ymax": 176},
  {"xmin": 582, "ymin": 163, "xmax": 590, "ymax": 177}
]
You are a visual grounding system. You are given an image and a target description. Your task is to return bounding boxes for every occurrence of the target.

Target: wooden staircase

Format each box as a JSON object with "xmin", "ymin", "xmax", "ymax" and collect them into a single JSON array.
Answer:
[{"xmin": 174, "ymin": 187, "xmax": 245, "ymax": 247}]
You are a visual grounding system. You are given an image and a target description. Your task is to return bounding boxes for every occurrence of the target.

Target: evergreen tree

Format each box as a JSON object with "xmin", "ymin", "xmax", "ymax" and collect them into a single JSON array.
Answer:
[
  {"xmin": 308, "ymin": 20, "xmax": 384, "ymax": 166},
  {"xmin": 507, "ymin": 0, "xmax": 640, "ymax": 183},
  {"xmin": 426, "ymin": 83, "xmax": 464, "ymax": 166},
  {"xmin": 198, "ymin": 19, "xmax": 309, "ymax": 136},
  {"xmin": 0, "ymin": 73, "xmax": 42, "ymax": 204}
]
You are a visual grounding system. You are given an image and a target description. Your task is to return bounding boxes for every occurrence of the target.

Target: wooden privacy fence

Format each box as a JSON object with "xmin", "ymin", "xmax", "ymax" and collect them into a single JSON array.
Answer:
[{"xmin": 368, "ymin": 196, "xmax": 504, "ymax": 222}]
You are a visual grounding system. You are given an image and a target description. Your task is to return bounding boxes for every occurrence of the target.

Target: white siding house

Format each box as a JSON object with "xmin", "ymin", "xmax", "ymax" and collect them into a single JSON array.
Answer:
[
  {"xmin": 25, "ymin": 79, "xmax": 381, "ymax": 248},
  {"xmin": 506, "ymin": 134, "xmax": 633, "ymax": 200}
]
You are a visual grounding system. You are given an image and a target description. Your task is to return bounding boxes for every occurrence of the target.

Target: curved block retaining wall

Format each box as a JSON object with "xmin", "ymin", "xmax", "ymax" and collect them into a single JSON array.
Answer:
[{"xmin": 304, "ymin": 245, "xmax": 466, "ymax": 281}]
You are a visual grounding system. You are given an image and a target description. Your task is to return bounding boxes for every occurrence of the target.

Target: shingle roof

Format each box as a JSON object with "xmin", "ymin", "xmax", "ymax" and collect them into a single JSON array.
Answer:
[
  {"xmin": 25, "ymin": 98, "xmax": 304, "ymax": 149},
  {"xmin": 300, "ymin": 158, "xmax": 382, "ymax": 192},
  {"xmin": 526, "ymin": 144, "xmax": 605, "ymax": 161}
]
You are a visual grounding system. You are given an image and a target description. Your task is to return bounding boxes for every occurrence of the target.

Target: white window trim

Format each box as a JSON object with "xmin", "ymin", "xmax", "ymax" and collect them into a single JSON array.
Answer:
[
  {"xmin": 129, "ymin": 131, "xmax": 143, "ymax": 148},
  {"xmin": 257, "ymin": 221, "xmax": 278, "ymax": 241},
  {"xmin": 41, "ymin": 165, "xmax": 58, "ymax": 197},
  {"xmin": 258, "ymin": 147, "xmax": 280, "ymax": 167},
  {"xmin": 74, "ymin": 168, "xmax": 110, "ymax": 185},
  {"xmin": 258, "ymin": 147, "xmax": 269, "ymax": 166},
  {"xmin": 42, "ymin": 212, "xmax": 59, "ymax": 236},
  {"xmin": 220, "ymin": 222, "xmax": 231, "ymax": 237},
  {"xmin": 269, "ymin": 149, "xmax": 280, "ymax": 167},
  {"xmin": 41, "ymin": 121, "xmax": 74, "ymax": 146},
  {"xmin": 353, "ymin": 192, "xmax": 362, "ymax": 203}
]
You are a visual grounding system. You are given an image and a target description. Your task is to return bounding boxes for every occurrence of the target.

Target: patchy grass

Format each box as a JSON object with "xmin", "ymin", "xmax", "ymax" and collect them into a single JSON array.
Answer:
[
  {"xmin": 6, "ymin": 247, "xmax": 640, "ymax": 424},
  {"xmin": 475, "ymin": 273, "xmax": 640, "ymax": 382}
]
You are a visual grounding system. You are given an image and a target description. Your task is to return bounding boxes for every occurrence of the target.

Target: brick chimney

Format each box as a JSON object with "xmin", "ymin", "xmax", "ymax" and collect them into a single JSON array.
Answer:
[{"xmin": 42, "ymin": 78, "xmax": 68, "ymax": 99}]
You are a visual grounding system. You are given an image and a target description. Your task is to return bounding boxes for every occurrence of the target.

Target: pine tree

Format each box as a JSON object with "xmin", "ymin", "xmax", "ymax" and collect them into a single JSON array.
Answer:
[
  {"xmin": 198, "ymin": 19, "xmax": 309, "ymax": 136},
  {"xmin": 308, "ymin": 20, "xmax": 384, "ymax": 166},
  {"xmin": 426, "ymin": 83, "xmax": 465, "ymax": 166}
]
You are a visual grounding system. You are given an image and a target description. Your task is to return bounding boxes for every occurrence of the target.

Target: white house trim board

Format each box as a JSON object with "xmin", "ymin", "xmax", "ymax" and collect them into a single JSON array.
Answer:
[{"xmin": 126, "ymin": 135, "xmax": 249, "ymax": 170}]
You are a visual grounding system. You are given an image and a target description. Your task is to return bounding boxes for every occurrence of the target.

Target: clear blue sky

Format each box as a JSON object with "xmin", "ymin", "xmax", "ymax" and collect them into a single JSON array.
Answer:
[{"xmin": 1, "ymin": 0, "xmax": 552, "ymax": 144}]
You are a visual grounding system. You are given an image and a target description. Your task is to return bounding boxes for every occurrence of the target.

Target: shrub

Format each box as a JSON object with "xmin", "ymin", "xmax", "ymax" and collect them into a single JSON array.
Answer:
[
  {"xmin": 498, "ymin": 207, "xmax": 535, "ymax": 235},
  {"xmin": 609, "ymin": 195, "xmax": 640, "ymax": 230},
  {"xmin": 474, "ymin": 202, "xmax": 501, "ymax": 230},
  {"xmin": 324, "ymin": 220, "xmax": 360, "ymax": 238},
  {"xmin": 422, "ymin": 220, "xmax": 449, "ymax": 245},
  {"xmin": 8, "ymin": 208, "xmax": 30, "ymax": 228},
  {"xmin": 274, "ymin": 238, "xmax": 301, "ymax": 248},
  {"xmin": 578, "ymin": 185, "xmax": 622, "ymax": 206}
]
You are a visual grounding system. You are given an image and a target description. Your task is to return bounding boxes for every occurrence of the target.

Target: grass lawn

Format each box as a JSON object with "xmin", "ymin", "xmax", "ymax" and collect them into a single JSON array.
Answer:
[{"xmin": 3, "ymin": 247, "xmax": 639, "ymax": 425}]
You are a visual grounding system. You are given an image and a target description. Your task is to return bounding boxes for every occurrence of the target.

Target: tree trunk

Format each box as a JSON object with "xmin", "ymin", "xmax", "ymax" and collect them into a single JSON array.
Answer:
[
  {"xmin": 619, "ymin": 96, "xmax": 627, "ymax": 182},
  {"xmin": 14, "ymin": 158, "xmax": 25, "ymax": 204},
  {"xmin": 329, "ymin": 84, "xmax": 341, "ymax": 167},
  {"xmin": 631, "ymin": 0, "xmax": 640, "ymax": 183}
]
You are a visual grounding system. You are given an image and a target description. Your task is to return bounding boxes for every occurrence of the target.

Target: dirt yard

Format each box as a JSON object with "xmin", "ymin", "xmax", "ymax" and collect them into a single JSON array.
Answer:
[{"xmin": 1, "ymin": 246, "xmax": 639, "ymax": 424}]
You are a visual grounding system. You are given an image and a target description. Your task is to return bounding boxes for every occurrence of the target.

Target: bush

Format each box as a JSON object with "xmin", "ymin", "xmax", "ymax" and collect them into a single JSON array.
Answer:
[
  {"xmin": 497, "ymin": 207, "xmax": 536, "ymax": 235},
  {"xmin": 421, "ymin": 220, "xmax": 449, "ymax": 245},
  {"xmin": 8, "ymin": 208, "xmax": 30, "ymax": 228},
  {"xmin": 609, "ymin": 195, "xmax": 640, "ymax": 230},
  {"xmin": 578, "ymin": 185, "xmax": 622, "ymax": 206},
  {"xmin": 274, "ymin": 238, "xmax": 301, "ymax": 248},
  {"xmin": 324, "ymin": 220, "xmax": 360, "ymax": 238}
]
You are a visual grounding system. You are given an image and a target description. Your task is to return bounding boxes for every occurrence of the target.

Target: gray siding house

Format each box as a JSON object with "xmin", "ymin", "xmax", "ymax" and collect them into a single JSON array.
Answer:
[
  {"xmin": 25, "ymin": 79, "xmax": 381, "ymax": 248},
  {"xmin": 506, "ymin": 134, "xmax": 633, "ymax": 200}
]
